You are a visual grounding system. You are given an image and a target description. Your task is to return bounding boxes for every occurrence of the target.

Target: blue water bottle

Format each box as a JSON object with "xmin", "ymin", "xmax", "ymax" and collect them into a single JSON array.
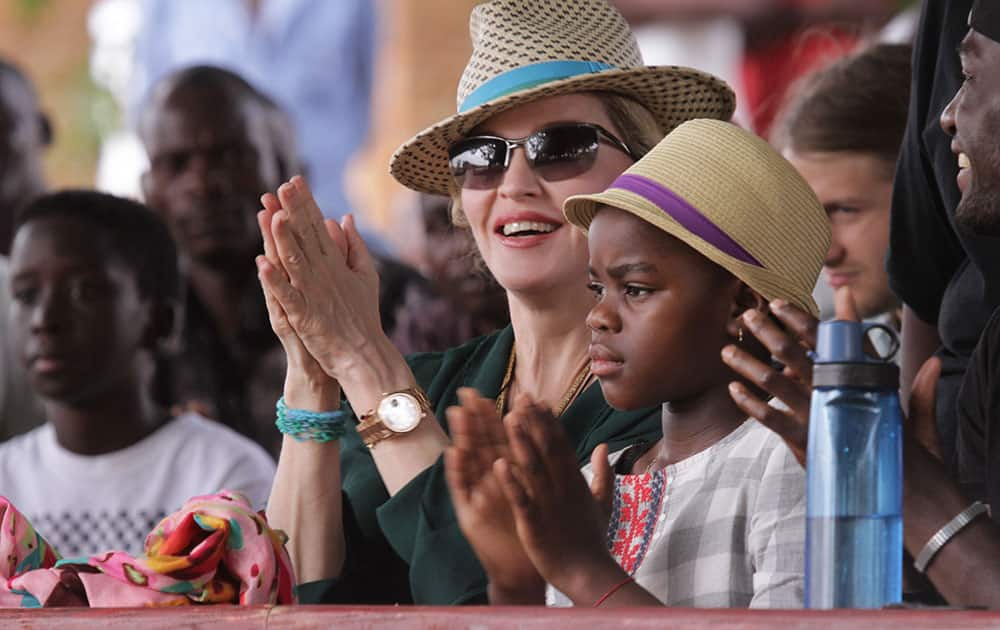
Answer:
[{"xmin": 805, "ymin": 320, "xmax": 902, "ymax": 609}]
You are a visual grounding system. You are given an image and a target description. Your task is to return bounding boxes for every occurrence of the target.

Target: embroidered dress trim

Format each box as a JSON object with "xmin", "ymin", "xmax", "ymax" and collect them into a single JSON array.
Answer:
[{"xmin": 606, "ymin": 469, "xmax": 666, "ymax": 575}]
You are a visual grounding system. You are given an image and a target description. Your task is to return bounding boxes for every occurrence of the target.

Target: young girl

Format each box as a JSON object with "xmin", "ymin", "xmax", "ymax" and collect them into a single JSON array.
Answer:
[{"xmin": 445, "ymin": 119, "xmax": 830, "ymax": 607}]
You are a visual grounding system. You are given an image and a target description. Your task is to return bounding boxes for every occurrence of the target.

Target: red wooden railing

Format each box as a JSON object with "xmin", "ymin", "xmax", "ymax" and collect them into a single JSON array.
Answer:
[{"xmin": 1, "ymin": 606, "xmax": 999, "ymax": 629}]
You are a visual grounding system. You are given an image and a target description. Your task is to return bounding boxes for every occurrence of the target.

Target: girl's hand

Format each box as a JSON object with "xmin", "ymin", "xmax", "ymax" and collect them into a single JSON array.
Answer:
[
  {"xmin": 721, "ymin": 287, "xmax": 887, "ymax": 467},
  {"xmin": 494, "ymin": 395, "xmax": 620, "ymax": 599},
  {"xmin": 720, "ymin": 294, "xmax": 826, "ymax": 467},
  {"xmin": 444, "ymin": 389, "xmax": 544, "ymax": 604},
  {"xmin": 257, "ymin": 176, "xmax": 386, "ymax": 383}
]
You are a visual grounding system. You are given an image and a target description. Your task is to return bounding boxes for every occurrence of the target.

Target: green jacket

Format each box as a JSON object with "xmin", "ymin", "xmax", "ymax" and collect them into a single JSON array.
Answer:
[{"xmin": 296, "ymin": 326, "xmax": 661, "ymax": 605}]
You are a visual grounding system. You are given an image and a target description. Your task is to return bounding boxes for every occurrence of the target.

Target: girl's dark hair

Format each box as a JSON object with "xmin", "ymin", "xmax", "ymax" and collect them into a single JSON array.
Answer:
[
  {"xmin": 14, "ymin": 189, "xmax": 181, "ymax": 304},
  {"xmin": 774, "ymin": 43, "xmax": 912, "ymax": 167}
]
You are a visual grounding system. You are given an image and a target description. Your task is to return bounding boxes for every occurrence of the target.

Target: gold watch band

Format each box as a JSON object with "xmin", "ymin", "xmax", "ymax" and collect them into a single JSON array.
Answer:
[{"xmin": 356, "ymin": 387, "xmax": 432, "ymax": 448}]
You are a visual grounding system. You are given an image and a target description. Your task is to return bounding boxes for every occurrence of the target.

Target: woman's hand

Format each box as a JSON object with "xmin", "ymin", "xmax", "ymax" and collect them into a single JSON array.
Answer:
[
  {"xmin": 444, "ymin": 389, "xmax": 544, "ymax": 604},
  {"xmin": 258, "ymin": 177, "xmax": 429, "ymax": 469},
  {"xmin": 258, "ymin": 195, "xmax": 346, "ymax": 584},
  {"xmin": 257, "ymin": 176, "xmax": 390, "ymax": 385},
  {"xmin": 493, "ymin": 395, "xmax": 622, "ymax": 602},
  {"xmin": 256, "ymin": 196, "xmax": 339, "ymax": 409}
]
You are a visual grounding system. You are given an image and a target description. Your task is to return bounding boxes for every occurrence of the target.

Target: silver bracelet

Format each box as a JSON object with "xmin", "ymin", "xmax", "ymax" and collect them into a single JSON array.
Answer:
[{"xmin": 913, "ymin": 500, "xmax": 988, "ymax": 574}]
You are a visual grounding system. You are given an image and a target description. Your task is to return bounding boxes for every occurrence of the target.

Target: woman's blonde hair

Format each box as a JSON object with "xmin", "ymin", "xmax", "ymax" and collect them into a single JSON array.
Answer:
[{"xmin": 449, "ymin": 91, "xmax": 664, "ymax": 226}]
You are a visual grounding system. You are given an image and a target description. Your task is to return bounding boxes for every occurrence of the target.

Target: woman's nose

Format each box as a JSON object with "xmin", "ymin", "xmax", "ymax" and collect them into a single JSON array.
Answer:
[{"xmin": 496, "ymin": 146, "xmax": 542, "ymax": 199}]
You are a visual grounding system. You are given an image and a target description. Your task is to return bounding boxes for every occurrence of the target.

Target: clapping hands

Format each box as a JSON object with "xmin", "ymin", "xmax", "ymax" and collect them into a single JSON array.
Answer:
[
  {"xmin": 255, "ymin": 176, "xmax": 384, "ymax": 383},
  {"xmin": 444, "ymin": 389, "xmax": 543, "ymax": 603},
  {"xmin": 445, "ymin": 389, "xmax": 621, "ymax": 603}
]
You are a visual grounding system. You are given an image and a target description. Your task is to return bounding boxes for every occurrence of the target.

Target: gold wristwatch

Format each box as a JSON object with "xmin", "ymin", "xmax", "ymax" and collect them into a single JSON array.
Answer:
[{"xmin": 356, "ymin": 387, "xmax": 432, "ymax": 448}]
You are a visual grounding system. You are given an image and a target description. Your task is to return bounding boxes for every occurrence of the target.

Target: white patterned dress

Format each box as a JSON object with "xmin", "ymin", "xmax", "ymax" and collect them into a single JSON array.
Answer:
[{"xmin": 548, "ymin": 419, "xmax": 805, "ymax": 608}]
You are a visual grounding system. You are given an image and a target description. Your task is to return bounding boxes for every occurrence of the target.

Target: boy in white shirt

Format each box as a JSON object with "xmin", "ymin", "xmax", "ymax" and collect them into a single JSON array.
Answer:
[{"xmin": 0, "ymin": 190, "xmax": 274, "ymax": 557}]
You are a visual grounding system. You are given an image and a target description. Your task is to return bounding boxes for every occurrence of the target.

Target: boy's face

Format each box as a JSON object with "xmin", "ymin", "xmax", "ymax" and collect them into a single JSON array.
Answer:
[
  {"xmin": 586, "ymin": 208, "xmax": 739, "ymax": 411},
  {"xmin": 9, "ymin": 217, "xmax": 151, "ymax": 404},
  {"xmin": 142, "ymin": 86, "xmax": 278, "ymax": 268},
  {"xmin": 784, "ymin": 150, "xmax": 896, "ymax": 319}
]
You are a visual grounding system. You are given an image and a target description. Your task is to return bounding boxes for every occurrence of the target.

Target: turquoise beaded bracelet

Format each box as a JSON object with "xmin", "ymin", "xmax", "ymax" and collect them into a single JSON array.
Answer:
[{"xmin": 275, "ymin": 397, "xmax": 351, "ymax": 443}]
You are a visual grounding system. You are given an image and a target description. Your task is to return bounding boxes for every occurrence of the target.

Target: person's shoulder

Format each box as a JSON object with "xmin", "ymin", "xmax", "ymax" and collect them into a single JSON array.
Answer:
[
  {"xmin": 165, "ymin": 413, "xmax": 275, "ymax": 465},
  {"xmin": 739, "ymin": 418, "xmax": 790, "ymax": 450},
  {"xmin": 170, "ymin": 412, "xmax": 265, "ymax": 445},
  {"xmin": 982, "ymin": 307, "xmax": 1000, "ymax": 346},
  {"xmin": 966, "ymin": 306, "xmax": 1000, "ymax": 383},
  {"xmin": 0, "ymin": 424, "xmax": 51, "ymax": 490},
  {"xmin": 733, "ymin": 419, "xmax": 803, "ymax": 476},
  {"xmin": 967, "ymin": 306, "xmax": 1000, "ymax": 393},
  {"xmin": 407, "ymin": 327, "xmax": 508, "ymax": 361},
  {"xmin": 0, "ymin": 423, "xmax": 48, "ymax": 458},
  {"xmin": 405, "ymin": 327, "xmax": 510, "ymax": 377},
  {"xmin": 150, "ymin": 413, "xmax": 274, "ymax": 511}
]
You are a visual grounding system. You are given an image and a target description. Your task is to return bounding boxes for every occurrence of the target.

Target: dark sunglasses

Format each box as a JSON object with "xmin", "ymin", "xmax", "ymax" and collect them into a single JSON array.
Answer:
[{"xmin": 447, "ymin": 123, "xmax": 637, "ymax": 190}]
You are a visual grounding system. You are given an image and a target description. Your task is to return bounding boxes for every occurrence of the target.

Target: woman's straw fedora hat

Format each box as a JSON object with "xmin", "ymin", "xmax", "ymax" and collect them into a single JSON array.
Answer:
[
  {"xmin": 389, "ymin": 0, "xmax": 736, "ymax": 196},
  {"xmin": 564, "ymin": 119, "xmax": 830, "ymax": 317}
]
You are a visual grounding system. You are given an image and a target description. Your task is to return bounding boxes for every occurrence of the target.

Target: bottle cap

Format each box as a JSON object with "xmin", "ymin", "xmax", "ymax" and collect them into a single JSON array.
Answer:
[{"xmin": 812, "ymin": 320, "xmax": 899, "ymax": 389}]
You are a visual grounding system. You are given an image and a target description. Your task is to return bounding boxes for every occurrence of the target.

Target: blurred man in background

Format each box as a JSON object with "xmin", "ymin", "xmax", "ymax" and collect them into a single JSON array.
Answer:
[
  {"xmin": 131, "ymin": 0, "xmax": 375, "ymax": 226},
  {"xmin": 139, "ymin": 65, "xmax": 287, "ymax": 457},
  {"xmin": 0, "ymin": 59, "xmax": 50, "ymax": 256},
  {"xmin": 0, "ymin": 59, "xmax": 47, "ymax": 441}
]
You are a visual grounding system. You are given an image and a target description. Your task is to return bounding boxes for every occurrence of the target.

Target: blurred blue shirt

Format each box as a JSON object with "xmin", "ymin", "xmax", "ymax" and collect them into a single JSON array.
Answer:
[{"xmin": 132, "ymin": 0, "xmax": 375, "ymax": 224}]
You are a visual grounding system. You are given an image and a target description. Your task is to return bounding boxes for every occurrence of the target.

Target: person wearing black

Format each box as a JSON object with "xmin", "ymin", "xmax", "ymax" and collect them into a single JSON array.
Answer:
[
  {"xmin": 887, "ymin": 0, "xmax": 1000, "ymax": 474},
  {"xmin": 946, "ymin": 1, "xmax": 1000, "ymax": 519}
]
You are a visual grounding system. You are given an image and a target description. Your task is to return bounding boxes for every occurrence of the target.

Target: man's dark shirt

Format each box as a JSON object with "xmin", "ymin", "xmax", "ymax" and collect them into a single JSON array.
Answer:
[
  {"xmin": 162, "ymin": 282, "xmax": 284, "ymax": 458},
  {"xmin": 958, "ymin": 308, "xmax": 1000, "ymax": 514},
  {"xmin": 886, "ymin": 0, "xmax": 1000, "ymax": 471}
]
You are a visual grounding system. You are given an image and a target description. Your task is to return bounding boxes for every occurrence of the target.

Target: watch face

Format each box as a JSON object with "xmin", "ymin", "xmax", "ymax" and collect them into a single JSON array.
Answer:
[{"xmin": 378, "ymin": 393, "xmax": 424, "ymax": 432}]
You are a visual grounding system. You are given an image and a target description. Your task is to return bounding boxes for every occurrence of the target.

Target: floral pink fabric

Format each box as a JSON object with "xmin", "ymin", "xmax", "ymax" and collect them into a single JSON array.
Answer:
[
  {"xmin": 3, "ymin": 490, "xmax": 295, "ymax": 607},
  {"xmin": 0, "ymin": 497, "xmax": 61, "ymax": 607}
]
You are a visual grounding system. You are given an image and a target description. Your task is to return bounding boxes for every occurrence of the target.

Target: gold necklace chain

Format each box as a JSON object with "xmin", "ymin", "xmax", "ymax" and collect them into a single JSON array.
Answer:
[
  {"xmin": 495, "ymin": 344, "xmax": 517, "ymax": 416},
  {"xmin": 639, "ymin": 438, "xmax": 668, "ymax": 475},
  {"xmin": 495, "ymin": 341, "xmax": 592, "ymax": 417},
  {"xmin": 643, "ymin": 452, "xmax": 662, "ymax": 475}
]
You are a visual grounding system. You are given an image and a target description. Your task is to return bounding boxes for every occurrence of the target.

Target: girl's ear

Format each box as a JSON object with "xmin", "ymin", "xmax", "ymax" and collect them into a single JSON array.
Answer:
[{"xmin": 725, "ymin": 283, "xmax": 767, "ymax": 340}]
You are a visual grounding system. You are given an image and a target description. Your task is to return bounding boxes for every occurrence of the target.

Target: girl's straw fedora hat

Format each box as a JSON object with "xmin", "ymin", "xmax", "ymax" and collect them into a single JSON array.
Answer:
[
  {"xmin": 389, "ymin": 0, "xmax": 736, "ymax": 196},
  {"xmin": 564, "ymin": 119, "xmax": 831, "ymax": 317}
]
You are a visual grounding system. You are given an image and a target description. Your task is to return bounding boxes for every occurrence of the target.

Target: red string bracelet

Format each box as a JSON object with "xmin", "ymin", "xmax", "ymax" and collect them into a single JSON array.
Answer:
[{"xmin": 592, "ymin": 575, "xmax": 635, "ymax": 607}]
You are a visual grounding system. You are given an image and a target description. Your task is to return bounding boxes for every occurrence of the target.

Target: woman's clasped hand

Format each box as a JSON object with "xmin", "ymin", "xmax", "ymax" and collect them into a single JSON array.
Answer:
[{"xmin": 256, "ymin": 176, "xmax": 388, "ymax": 384}]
